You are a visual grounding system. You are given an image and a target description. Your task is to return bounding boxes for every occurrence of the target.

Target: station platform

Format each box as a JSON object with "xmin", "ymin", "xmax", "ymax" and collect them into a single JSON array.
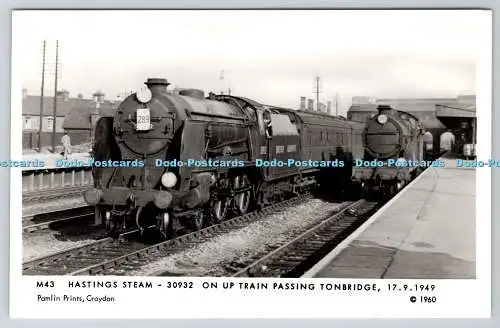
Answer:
[{"xmin": 304, "ymin": 158, "xmax": 476, "ymax": 279}]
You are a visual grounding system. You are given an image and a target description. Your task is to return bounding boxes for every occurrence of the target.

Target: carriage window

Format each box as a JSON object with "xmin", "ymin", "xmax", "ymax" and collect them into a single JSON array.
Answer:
[{"xmin": 24, "ymin": 117, "xmax": 33, "ymax": 130}]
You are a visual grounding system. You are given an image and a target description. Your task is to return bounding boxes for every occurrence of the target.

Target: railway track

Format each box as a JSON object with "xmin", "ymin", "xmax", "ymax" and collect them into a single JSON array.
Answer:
[
  {"xmin": 23, "ymin": 206, "xmax": 94, "ymax": 233},
  {"xmin": 22, "ymin": 193, "xmax": 312, "ymax": 276},
  {"xmin": 23, "ymin": 186, "xmax": 88, "ymax": 204},
  {"xmin": 227, "ymin": 199, "xmax": 378, "ymax": 278},
  {"xmin": 23, "ymin": 200, "xmax": 89, "ymax": 218}
]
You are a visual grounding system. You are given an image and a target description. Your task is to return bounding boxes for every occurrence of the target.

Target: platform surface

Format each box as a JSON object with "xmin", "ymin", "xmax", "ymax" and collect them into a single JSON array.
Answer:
[{"xmin": 309, "ymin": 158, "xmax": 476, "ymax": 279}]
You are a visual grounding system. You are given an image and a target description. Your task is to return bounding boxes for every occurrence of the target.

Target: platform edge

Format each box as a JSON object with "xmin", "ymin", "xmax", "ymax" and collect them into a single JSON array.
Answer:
[{"xmin": 301, "ymin": 164, "xmax": 436, "ymax": 278}]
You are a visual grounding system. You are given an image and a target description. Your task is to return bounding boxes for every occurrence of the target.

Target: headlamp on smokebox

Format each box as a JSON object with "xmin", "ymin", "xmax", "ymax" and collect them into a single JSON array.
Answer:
[
  {"xmin": 377, "ymin": 114, "xmax": 388, "ymax": 124},
  {"xmin": 136, "ymin": 87, "xmax": 152, "ymax": 103}
]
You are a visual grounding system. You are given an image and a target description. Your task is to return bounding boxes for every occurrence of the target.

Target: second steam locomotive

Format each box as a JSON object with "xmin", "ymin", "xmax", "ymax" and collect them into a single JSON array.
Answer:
[
  {"xmin": 84, "ymin": 78, "xmax": 427, "ymax": 237},
  {"xmin": 352, "ymin": 105, "xmax": 426, "ymax": 199}
]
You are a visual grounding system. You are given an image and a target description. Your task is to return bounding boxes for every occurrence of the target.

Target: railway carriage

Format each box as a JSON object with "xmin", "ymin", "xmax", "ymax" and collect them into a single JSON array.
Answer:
[
  {"xmin": 267, "ymin": 108, "xmax": 365, "ymax": 197},
  {"xmin": 291, "ymin": 110, "xmax": 365, "ymax": 163}
]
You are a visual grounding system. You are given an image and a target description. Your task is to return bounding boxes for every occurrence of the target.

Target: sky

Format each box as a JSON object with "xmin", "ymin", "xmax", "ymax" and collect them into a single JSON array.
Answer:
[{"xmin": 13, "ymin": 10, "xmax": 489, "ymax": 115}]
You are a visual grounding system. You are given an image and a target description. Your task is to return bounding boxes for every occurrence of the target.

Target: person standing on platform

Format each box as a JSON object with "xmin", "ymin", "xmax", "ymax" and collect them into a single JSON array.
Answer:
[{"xmin": 61, "ymin": 132, "xmax": 71, "ymax": 159}]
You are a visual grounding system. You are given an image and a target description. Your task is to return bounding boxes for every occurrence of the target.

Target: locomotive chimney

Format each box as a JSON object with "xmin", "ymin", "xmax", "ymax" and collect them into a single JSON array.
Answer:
[
  {"xmin": 377, "ymin": 104, "xmax": 394, "ymax": 115},
  {"xmin": 145, "ymin": 78, "xmax": 170, "ymax": 94}
]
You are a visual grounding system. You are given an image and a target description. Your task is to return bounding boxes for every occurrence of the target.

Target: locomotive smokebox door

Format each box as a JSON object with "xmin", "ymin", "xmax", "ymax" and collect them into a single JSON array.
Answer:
[{"xmin": 136, "ymin": 108, "xmax": 152, "ymax": 131}]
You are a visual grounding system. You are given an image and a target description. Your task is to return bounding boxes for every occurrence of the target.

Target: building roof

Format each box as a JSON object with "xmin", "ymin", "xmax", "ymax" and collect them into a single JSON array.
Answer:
[
  {"xmin": 375, "ymin": 98, "xmax": 452, "ymax": 112},
  {"xmin": 23, "ymin": 92, "xmax": 116, "ymax": 129},
  {"xmin": 347, "ymin": 104, "xmax": 379, "ymax": 112},
  {"xmin": 63, "ymin": 102, "xmax": 115, "ymax": 130},
  {"xmin": 435, "ymin": 103, "xmax": 476, "ymax": 118},
  {"xmin": 22, "ymin": 93, "xmax": 116, "ymax": 117},
  {"xmin": 348, "ymin": 96, "xmax": 476, "ymax": 113},
  {"xmin": 22, "ymin": 95, "xmax": 88, "ymax": 116},
  {"xmin": 377, "ymin": 97, "xmax": 457, "ymax": 103},
  {"xmin": 411, "ymin": 112, "xmax": 446, "ymax": 129},
  {"xmin": 436, "ymin": 102, "xmax": 476, "ymax": 112},
  {"xmin": 348, "ymin": 95, "xmax": 476, "ymax": 119}
]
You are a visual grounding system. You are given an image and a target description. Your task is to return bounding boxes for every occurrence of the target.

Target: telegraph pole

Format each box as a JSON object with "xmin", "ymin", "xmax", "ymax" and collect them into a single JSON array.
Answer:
[
  {"xmin": 51, "ymin": 40, "xmax": 59, "ymax": 153},
  {"xmin": 220, "ymin": 70, "xmax": 232, "ymax": 95},
  {"xmin": 219, "ymin": 70, "xmax": 225, "ymax": 95},
  {"xmin": 38, "ymin": 41, "xmax": 46, "ymax": 151},
  {"xmin": 314, "ymin": 76, "xmax": 321, "ymax": 111},
  {"xmin": 335, "ymin": 93, "xmax": 339, "ymax": 116}
]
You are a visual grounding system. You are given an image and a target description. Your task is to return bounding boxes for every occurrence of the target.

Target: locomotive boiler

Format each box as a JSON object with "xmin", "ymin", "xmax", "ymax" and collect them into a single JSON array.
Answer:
[
  {"xmin": 84, "ymin": 77, "xmax": 365, "ymax": 238},
  {"xmin": 352, "ymin": 105, "xmax": 425, "ymax": 199}
]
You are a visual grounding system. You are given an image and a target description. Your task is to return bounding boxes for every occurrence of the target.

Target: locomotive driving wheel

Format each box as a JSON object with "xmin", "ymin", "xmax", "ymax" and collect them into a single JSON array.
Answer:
[
  {"xmin": 380, "ymin": 183, "xmax": 392, "ymax": 200},
  {"xmin": 106, "ymin": 211, "xmax": 125, "ymax": 239},
  {"xmin": 211, "ymin": 197, "xmax": 230, "ymax": 223},
  {"xmin": 190, "ymin": 211, "xmax": 205, "ymax": 231},
  {"xmin": 360, "ymin": 181, "xmax": 371, "ymax": 200},
  {"xmin": 105, "ymin": 213, "xmax": 116, "ymax": 238},
  {"xmin": 389, "ymin": 184, "xmax": 396, "ymax": 196},
  {"xmin": 378, "ymin": 183, "xmax": 384, "ymax": 199},
  {"xmin": 156, "ymin": 211, "xmax": 174, "ymax": 239},
  {"xmin": 233, "ymin": 174, "xmax": 252, "ymax": 215}
]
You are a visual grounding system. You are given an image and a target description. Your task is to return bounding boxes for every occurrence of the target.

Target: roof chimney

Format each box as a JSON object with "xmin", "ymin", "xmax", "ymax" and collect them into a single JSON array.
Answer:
[
  {"xmin": 299, "ymin": 97, "xmax": 306, "ymax": 110},
  {"xmin": 57, "ymin": 89, "xmax": 69, "ymax": 101},
  {"xmin": 307, "ymin": 99, "xmax": 314, "ymax": 111},
  {"xmin": 145, "ymin": 78, "xmax": 170, "ymax": 95},
  {"xmin": 93, "ymin": 90, "xmax": 105, "ymax": 103}
]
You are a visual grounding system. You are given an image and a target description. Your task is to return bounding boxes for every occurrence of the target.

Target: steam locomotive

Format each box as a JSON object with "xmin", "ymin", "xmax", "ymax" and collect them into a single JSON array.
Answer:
[
  {"xmin": 352, "ymin": 105, "xmax": 426, "ymax": 199},
  {"xmin": 84, "ymin": 78, "xmax": 365, "ymax": 238}
]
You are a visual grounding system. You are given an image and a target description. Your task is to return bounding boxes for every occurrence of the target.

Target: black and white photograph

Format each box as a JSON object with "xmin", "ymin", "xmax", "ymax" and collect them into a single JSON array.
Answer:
[{"xmin": 10, "ymin": 9, "xmax": 491, "ymax": 318}]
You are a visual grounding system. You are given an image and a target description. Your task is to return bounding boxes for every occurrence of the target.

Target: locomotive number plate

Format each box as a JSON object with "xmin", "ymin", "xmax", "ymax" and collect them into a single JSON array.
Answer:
[{"xmin": 136, "ymin": 108, "xmax": 151, "ymax": 131}]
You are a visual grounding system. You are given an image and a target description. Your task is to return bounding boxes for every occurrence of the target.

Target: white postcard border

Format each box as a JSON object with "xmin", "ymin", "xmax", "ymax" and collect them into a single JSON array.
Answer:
[{"xmin": 9, "ymin": 10, "xmax": 492, "ymax": 319}]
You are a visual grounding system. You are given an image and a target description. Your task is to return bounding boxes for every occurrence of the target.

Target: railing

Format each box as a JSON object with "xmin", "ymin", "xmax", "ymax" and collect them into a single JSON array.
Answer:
[{"xmin": 22, "ymin": 167, "xmax": 93, "ymax": 192}]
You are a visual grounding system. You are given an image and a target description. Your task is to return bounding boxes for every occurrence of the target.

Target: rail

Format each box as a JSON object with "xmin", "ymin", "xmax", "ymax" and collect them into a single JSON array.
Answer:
[
  {"xmin": 23, "ymin": 193, "xmax": 312, "ymax": 276},
  {"xmin": 230, "ymin": 200, "xmax": 378, "ymax": 277},
  {"xmin": 23, "ymin": 206, "xmax": 94, "ymax": 233}
]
